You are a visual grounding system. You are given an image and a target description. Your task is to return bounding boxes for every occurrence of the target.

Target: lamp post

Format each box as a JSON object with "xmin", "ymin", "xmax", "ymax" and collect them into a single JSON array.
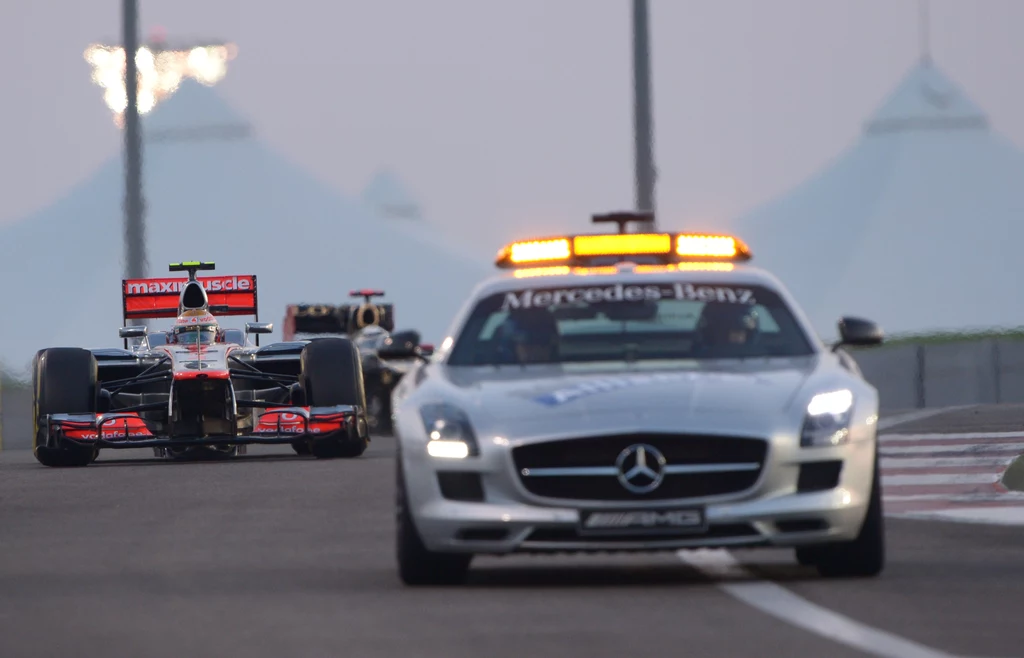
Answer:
[
  {"xmin": 123, "ymin": 0, "xmax": 147, "ymax": 289},
  {"xmin": 632, "ymin": 0, "xmax": 657, "ymax": 231}
]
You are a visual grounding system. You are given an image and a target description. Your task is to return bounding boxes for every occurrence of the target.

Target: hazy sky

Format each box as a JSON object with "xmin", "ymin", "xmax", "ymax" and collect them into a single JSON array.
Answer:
[{"xmin": 2, "ymin": 0, "xmax": 1023, "ymax": 251}]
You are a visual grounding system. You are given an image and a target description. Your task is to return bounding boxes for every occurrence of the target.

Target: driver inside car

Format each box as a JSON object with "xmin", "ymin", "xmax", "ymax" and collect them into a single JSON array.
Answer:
[
  {"xmin": 494, "ymin": 308, "xmax": 560, "ymax": 364},
  {"xmin": 694, "ymin": 302, "xmax": 760, "ymax": 353},
  {"xmin": 170, "ymin": 310, "xmax": 221, "ymax": 345}
]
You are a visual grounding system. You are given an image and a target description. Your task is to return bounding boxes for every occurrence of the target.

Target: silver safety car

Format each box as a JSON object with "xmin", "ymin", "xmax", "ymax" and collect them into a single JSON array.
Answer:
[{"xmin": 388, "ymin": 212, "xmax": 886, "ymax": 585}]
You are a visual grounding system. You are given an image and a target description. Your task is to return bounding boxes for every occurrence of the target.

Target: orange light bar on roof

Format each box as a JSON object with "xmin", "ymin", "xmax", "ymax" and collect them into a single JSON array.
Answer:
[
  {"xmin": 501, "ymin": 238, "xmax": 571, "ymax": 265},
  {"xmin": 676, "ymin": 234, "xmax": 749, "ymax": 259},
  {"xmin": 573, "ymin": 233, "xmax": 672, "ymax": 257},
  {"xmin": 495, "ymin": 231, "xmax": 751, "ymax": 268}
]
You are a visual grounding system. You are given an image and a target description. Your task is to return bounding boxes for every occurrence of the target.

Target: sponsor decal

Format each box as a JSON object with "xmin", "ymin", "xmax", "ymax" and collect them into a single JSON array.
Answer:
[
  {"xmin": 175, "ymin": 313, "xmax": 217, "ymax": 326},
  {"xmin": 253, "ymin": 425, "xmax": 320, "ymax": 435},
  {"xmin": 532, "ymin": 372, "xmax": 695, "ymax": 406},
  {"xmin": 125, "ymin": 276, "xmax": 254, "ymax": 296},
  {"xmin": 501, "ymin": 282, "xmax": 755, "ymax": 311},
  {"xmin": 581, "ymin": 509, "xmax": 704, "ymax": 531},
  {"xmin": 67, "ymin": 429, "xmax": 152, "ymax": 440}
]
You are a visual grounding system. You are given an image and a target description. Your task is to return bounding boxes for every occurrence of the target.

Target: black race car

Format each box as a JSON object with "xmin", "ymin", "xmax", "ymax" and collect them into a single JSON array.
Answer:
[{"xmin": 282, "ymin": 290, "xmax": 432, "ymax": 438}]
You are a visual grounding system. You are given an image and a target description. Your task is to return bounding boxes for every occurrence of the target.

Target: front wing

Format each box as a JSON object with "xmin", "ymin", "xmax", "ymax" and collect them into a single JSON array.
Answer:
[{"xmin": 41, "ymin": 405, "xmax": 359, "ymax": 450}]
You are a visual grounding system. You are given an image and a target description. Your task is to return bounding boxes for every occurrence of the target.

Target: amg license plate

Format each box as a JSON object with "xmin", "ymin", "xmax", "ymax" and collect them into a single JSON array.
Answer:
[{"xmin": 578, "ymin": 508, "xmax": 707, "ymax": 536}]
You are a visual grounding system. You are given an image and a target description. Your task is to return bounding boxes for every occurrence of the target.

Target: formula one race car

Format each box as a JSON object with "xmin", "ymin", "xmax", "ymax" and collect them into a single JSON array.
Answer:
[
  {"xmin": 282, "ymin": 290, "xmax": 433, "ymax": 436},
  {"xmin": 32, "ymin": 262, "xmax": 371, "ymax": 467}
]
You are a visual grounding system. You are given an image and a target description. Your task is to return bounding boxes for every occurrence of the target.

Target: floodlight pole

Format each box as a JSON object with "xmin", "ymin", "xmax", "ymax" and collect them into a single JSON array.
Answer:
[
  {"xmin": 632, "ymin": 0, "xmax": 657, "ymax": 232},
  {"xmin": 123, "ymin": 0, "xmax": 148, "ymax": 290}
]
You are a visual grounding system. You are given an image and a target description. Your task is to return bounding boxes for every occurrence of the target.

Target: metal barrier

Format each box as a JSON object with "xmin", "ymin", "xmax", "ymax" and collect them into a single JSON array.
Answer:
[{"xmin": 852, "ymin": 338, "xmax": 1024, "ymax": 410}]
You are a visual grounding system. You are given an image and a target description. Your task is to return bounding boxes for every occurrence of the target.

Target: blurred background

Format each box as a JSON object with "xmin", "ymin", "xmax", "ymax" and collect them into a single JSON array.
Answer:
[{"xmin": 1, "ymin": 0, "xmax": 1022, "ymax": 408}]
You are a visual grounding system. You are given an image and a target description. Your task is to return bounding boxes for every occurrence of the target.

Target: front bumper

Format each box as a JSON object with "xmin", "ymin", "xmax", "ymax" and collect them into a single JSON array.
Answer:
[
  {"xmin": 399, "ymin": 429, "xmax": 877, "ymax": 555},
  {"xmin": 42, "ymin": 405, "xmax": 362, "ymax": 450}
]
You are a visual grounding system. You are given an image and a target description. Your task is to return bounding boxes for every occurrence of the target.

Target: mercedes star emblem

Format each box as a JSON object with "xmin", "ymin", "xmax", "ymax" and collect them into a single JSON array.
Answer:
[{"xmin": 615, "ymin": 443, "xmax": 667, "ymax": 494}]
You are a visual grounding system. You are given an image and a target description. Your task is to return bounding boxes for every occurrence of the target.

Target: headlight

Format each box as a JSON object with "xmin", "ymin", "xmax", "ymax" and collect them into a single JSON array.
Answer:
[
  {"xmin": 419, "ymin": 403, "xmax": 479, "ymax": 458},
  {"xmin": 800, "ymin": 389, "xmax": 854, "ymax": 447}
]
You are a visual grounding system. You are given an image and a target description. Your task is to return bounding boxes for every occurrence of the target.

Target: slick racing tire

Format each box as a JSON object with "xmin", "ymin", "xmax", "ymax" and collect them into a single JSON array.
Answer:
[
  {"xmin": 291, "ymin": 441, "xmax": 311, "ymax": 456},
  {"xmin": 803, "ymin": 450, "xmax": 885, "ymax": 578},
  {"xmin": 396, "ymin": 456, "xmax": 471, "ymax": 586},
  {"xmin": 300, "ymin": 337, "xmax": 370, "ymax": 459},
  {"xmin": 32, "ymin": 348, "xmax": 100, "ymax": 468}
]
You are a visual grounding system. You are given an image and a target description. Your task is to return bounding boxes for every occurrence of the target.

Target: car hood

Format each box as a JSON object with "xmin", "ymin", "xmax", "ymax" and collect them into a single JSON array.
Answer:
[{"xmin": 438, "ymin": 357, "xmax": 819, "ymax": 424}]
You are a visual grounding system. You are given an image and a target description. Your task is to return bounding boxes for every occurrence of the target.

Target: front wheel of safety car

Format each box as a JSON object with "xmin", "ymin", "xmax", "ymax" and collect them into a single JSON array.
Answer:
[
  {"xmin": 32, "ymin": 348, "xmax": 100, "ymax": 468},
  {"xmin": 299, "ymin": 337, "xmax": 370, "ymax": 459},
  {"xmin": 396, "ymin": 459, "xmax": 471, "ymax": 586},
  {"xmin": 804, "ymin": 453, "xmax": 885, "ymax": 578}
]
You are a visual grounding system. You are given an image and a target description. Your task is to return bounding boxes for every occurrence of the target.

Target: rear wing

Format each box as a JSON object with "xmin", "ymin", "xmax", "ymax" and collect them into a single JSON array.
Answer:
[
  {"xmin": 123, "ymin": 274, "xmax": 259, "ymax": 324},
  {"xmin": 282, "ymin": 302, "xmax": 395, "ymax": 341}
]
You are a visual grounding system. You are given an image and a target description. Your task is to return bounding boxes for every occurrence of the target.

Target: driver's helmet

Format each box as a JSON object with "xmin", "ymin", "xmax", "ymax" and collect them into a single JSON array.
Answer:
[
  {"xmin": 172, "ymin": 310, "xmax": 220, "ymax": 345},
  {"xmin": 495, "ymin": 307, "xmax": 560, "ymax": 363},
  {"xmin": 696, "ymin": 302, "xmax": 760, "ymax": 346}
]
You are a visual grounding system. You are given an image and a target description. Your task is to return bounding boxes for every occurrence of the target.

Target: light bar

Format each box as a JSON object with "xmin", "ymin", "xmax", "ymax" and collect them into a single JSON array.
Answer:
[
  {"xmin": 497, "ymin": 238, "xmax": 571, "ymax": 265},
  {"xmin": 574, "ymin": 233, "xmax": 671, "ymax": 257},
  {"xmin": 495, "ymin": 232, "xmax": 751, "ymax": 268},
  {"xmin": 676, "ymin": 235, "xmax": 742, "ymax": 258}
]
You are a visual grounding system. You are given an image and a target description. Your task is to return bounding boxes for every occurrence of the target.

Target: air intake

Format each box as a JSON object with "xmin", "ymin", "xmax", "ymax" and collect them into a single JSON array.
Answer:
[{"xmin": 179, "ymin": 280, "xmax": 209, "ymax": 311}]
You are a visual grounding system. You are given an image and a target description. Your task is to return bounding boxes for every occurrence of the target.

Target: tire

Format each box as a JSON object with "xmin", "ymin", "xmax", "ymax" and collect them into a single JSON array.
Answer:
[
  {"xmin": 396, "ymin": 456, "xmax": 471, "ymax": 585},
  {"xmin": 33, "ymin": 348, "xmax": 100, "ymax": 468},
  {"xmin": 300, "ymin": 337, "xmax": 369, "ymax": 459},
  {"xmin": 291, "ymin": 441, "xmax": 311, "ymax": 455},
  {"xmin": 814, "ymin": 450, "xmax": 885, "ymax": 578},
  {"xmin": 794, "ymin": 546, "xmax": 824, "ymax": 566}
]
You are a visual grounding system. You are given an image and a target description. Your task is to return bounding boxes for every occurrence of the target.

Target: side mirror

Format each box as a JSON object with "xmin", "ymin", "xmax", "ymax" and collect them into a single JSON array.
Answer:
[
  {"xmin": 389, "ymin": 329, "xmax": 422, "ymax": 352},
  {"xmin": 378, "ymin": 343, "xmax": 420, "ymax": 360},
  {"xmin": 245, "ymin": 322, "xmax": 274, "ymax": 335},
  {"xmin": 419, "ymin": 343, "xmax": 435, "ymax": 357},
  {"xmin": 379, "ymin": 329, "xmax": 429, "ymax": 360},
  {"xmin": 834, "ymin": 316, "xmax": 884, "ymax": 350},
  {"xmin": 119, "ymin": 326, "xmax": 148, "ymax": 339}
]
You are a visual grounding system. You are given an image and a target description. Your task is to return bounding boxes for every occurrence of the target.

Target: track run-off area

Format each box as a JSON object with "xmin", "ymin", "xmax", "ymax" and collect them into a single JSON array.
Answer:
[{"xmin": 1, "ymin": 404, "xmax": 1023, "ymax": 657}]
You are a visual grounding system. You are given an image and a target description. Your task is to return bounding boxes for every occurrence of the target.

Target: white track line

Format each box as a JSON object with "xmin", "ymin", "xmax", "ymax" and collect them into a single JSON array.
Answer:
[
  {"xmin": 678, "ymin": 549, "xmax": 963, "ymax": 658},
  {"xmin": 885, "ymin": 492, "xmax": 1024, "ymax": 502},
  {"xmin": 882, "ymin": 432, "xmax": 1024, "ymax": 441},
  {"xmin": 881, "ymin": 443, "xmax": 1024, "ymax": 455},
  {"xmin": 880, "ymin": 456, "xmax": 1016, "ymax": 469},
  {"xmin": 883, "ymin": 473, "xmax": 1002, "ymax": 486}
]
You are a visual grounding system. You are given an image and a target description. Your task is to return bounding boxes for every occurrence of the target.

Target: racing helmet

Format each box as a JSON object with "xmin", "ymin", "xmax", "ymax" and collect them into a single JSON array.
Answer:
[
  {"xmin": 696, "ymin": 302, "xmax": 760, "ymax": 346},
  {"xmin": 172, "ymin": 310, "xmax": 220, "ymax": 345},
  {"xmin": 495, "ymin": 307, "xmax": 560, "ymax": 363}
]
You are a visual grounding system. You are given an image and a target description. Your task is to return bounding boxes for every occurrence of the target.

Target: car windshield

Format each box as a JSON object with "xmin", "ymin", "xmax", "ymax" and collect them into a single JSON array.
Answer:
[{"xmin": 446, "ymin": 280, "xmax": 815, "ymax": 366}]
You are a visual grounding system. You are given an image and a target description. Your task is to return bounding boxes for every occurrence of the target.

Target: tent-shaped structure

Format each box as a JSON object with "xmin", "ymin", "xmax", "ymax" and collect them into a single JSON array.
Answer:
[
  {"xmin": 729, "ymin": 58, "xmax": 1024, "ymax": 340},
  {"xmin": 0, "ymin": 81, "xmax": 491, "ymax": 373}
]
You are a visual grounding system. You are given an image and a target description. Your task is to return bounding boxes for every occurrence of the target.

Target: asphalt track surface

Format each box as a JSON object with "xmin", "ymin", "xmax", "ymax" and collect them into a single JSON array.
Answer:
[{"xmin": 1, "ymin": 407, "xmax": 1023, "ymax": 657}]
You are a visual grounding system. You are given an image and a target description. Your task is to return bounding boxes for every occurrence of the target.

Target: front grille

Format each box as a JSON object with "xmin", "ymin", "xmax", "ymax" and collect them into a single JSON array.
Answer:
[
  {"xmin": 512, "ymin": 433, "xmax": 768, "ymax": 502},
  {"xmin": 797, "ymin": 461, "xmax": 843, "ymax": 493},
  {"xmin": 437, "ymin": 472, "xmax": 485, "ymax": 502}
]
